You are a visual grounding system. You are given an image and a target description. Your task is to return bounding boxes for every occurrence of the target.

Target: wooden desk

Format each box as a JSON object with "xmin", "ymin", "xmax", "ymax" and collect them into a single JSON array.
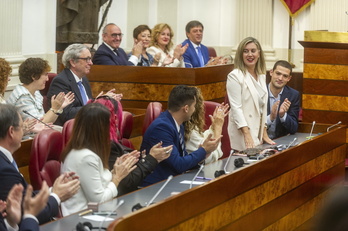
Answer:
[
  {"xmin": 107, "ymin": 123, "xmax": 346, "ymax": 230},
  {"xmin": 13, "ymin": 138, "xmax": 33, "ymax": 184},
  {"xmin": 39, "ymin": 123, "xmax": 346, "ymax": 231},
  {"xmin": 87, "ymin": 65, "xmax": 233, "ymax": 109}
]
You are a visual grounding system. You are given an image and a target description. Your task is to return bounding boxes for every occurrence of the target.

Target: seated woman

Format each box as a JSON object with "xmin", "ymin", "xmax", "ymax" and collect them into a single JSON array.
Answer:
[
  {"xmin": 184, "ymin": 88, "xmax": 229, "ymax": 164},
  {"xmin": 6, "ymin": 58, "xmax": 74, "ymax": 131},
  {"xmin": 60, "ymin": 103, "xmax": 138, "ymax": 216},
  {"xmin": 129, "ymin": 25, "xmax": 159, "ymax": 67},
  {"xmin": 147, "ymin": 23, "xmax": 188, "ymax": 67},
  {"xmin": 0, "ymin": 58, "xmax": 36, "ymax": 133},
  {"xmin": 91, "ymin": 96, "xmax": 173, "ymax": 195}
]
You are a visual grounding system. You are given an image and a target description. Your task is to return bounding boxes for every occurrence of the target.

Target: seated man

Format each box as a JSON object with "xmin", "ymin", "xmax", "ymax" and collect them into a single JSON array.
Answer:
[
  {"xmin": 47, "ymin": 43, "xmax": 121, "ymax": 126},
  {"xmin": 1, "ymin": 182, "xmax": 49, "ymax": 231},
  {"xmin": 140, "ymin": 85, "xmax": 221, "ymax": 186},
  {"xmin": 92, "ymin": 23, "xmax": 143, "ymax": 66},
  {"xmin": 267, "ymin": 60, "xmax": 300, "ymax": 139},
  {"xmin": 0, "ymin": 104, "xmax": 80, "ymax": 224},
  {"xmin": 182, "ymin": 20, "xmax": 226, "ymax": 68}
]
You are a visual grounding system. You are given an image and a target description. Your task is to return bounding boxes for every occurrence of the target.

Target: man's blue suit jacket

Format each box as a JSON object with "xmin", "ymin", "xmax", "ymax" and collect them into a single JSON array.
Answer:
[
  {"xmin": 92, "ymin": 43, "xmax": 134, "ymax": 66},
  {"xmin": 140, "ymin": 110, "xmax": 206, "ymax": 186},
  {"xmin": 267, "ymin": 85, "xmax": 300, "ymax": 138},
  {"xmin": 182, "ymin": 39, "xmax": 210, "ymax": 68},
  {"xmin": 47, "ymin": 68, "xmax": 93, "ymax": 126},
  {"xmin": 0, "ymin": 151, "xmax": 59, "ymax": 225}
]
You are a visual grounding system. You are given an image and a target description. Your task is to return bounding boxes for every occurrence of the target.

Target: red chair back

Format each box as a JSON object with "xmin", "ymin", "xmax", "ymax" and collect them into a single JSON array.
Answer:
[
  {"xmin": 62, "ymin": 119, "xmax": 74, "ymax": 147},
  {"xmin": 40, "ymin": 73, "xmax": 57, "ymax": 112},
  {"xmin": 207, "ymin": 47, "xmax": 217, "ymax": 58},
  {"xmin": 120, "ymin": 111, "xmax": 133, "ymax": 139},
  {"xmin": 203, "ymin": 101, "xmax": 219, "ymax": 130},
  {"xmin": 142, "ymin": 102, "xmax": 162, "ymax": 136},
  {"xmin": 29, "ymin": 129, "xmax": 63, "ymax": 190}
]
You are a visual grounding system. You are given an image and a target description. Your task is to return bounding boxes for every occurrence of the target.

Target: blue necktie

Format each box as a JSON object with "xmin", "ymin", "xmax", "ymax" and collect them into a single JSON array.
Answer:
[
  {"xmin": 178, "ymin": 128, "xmax": 187, "ymax": 156},
  {"xmin": 196, "ymin": 46, "xmax": 204, "ymax": 67},
  {"xmin": 77, "ymin": 81, "xmax": 88, "ymax": 105}
]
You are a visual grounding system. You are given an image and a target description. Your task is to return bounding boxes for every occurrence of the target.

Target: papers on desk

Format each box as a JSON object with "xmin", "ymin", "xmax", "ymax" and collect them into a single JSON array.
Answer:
[
  {"xmin": 82, "ymin": 215, "xmax": 114, "ymax": 222},
  {"xmin": 180, "ymin": 180, "xmax": 205, "ymax": 185}
]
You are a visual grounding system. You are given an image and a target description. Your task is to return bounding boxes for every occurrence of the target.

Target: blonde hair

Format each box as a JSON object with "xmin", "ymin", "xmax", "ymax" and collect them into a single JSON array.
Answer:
[
  {"xmin": 0, "ymin": 58, "xmax": 12, "ymax": 96},
  {"xmin": 150, "ymin": 23, "xmax": 174, "ymax": 53},
  {"xmin": 234, "ymin": 37, "xmax": 266, "ymax": 75},
  {"xmin": 184, "ymin": 87, "xmax": 205, "ymax": 141}
]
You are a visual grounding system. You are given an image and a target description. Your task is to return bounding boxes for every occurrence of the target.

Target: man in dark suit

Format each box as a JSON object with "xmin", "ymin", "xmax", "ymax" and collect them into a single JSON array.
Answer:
[
  {"xmin": 92, "ymin": 23, "xmax": 143, "ymax": 65},
  {"xmin": 182, "ymin": 20, "xmax": 226, "ymax": 68},
  {"xmin": 140, "ymin": 85, "xmax": 221, "ymax": 186},
  {"xmin": 47, "ymin": 44, "xmax": 93, "ymax": 126},
  {"xmin": 267, "ymin": 60, "xmax": 300, "ymax": 139},
  {"xmin": 1, "ymin": 182, "xmax": 49, "ymax": 231},
  {"xmin": 0, "ymin": 104, "xmax": 80, "ymax": 226}
]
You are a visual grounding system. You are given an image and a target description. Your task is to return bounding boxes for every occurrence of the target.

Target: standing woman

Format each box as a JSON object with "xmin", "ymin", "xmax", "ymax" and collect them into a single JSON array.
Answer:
[
  {"xmin": 60, "ymin": 103, "xmax": 137, "ymax": 216},
  {"xmin": 227, "ymin": 37, "xmax": 275, "ymax": 151},
  {"xmin": 147, "ymin": 23, "xmax": 188, "ymax": 67}
]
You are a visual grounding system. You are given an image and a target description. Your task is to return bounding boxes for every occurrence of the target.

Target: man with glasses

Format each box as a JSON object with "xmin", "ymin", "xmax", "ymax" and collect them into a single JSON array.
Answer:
[
  {"xmin": 266, "ymin": 60, "xmax": 300, "ymax": 139},
  {"xmin": 93, "ymin": 23, "xmax": 143, "ymax": 65},
  {"xmin": 48, "ymin": 44, "xmax": 120, "ymax": 126}
]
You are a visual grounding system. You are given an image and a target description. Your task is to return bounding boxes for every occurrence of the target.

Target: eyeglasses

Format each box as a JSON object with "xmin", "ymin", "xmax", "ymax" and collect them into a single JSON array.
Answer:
[
  {"xmin": 77, "ymin": 57, "xmax": 92, "ymax": 62},
  {"xmin": 110, "ymin": 33, "xmax": 124, "ymax": 38}
]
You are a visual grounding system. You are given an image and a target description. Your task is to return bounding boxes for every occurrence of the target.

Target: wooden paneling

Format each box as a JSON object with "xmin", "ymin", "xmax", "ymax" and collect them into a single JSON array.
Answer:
[
  {"xmin": 304, "ymin": 64, "xmax": 348, "ymax": 81},
  {"xmin": 303, "ymin": 79, "xmax": 348, "ymax": 96},
  {"xmin": 302, "ymin": 94, "xmax": 348, "ymax": 112},
  {"xmin": 302, "ymin": 110, "xmax": 348, "ymax": 126},
  {"xmin": 87, "ymin": 65, "xmax": 233, "ymax": 110},
  {"xmin": 108, "ymin": 125, "xmax": 346, "ymax": 231},
  {"xmin": 302, "ymin": 47, "xmax": 348, "ymax": 65},
  {"xmin": 13, "ymin": 139, "xmax": 33, "ymax": 184},
  {"xmin": 300, "ymin": 39, "xmax": 348, "ymax": 125}
]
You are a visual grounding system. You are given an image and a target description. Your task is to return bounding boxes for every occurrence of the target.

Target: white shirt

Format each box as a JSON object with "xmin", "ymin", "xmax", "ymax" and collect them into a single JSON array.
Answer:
[{"xmin": 61, "ymin": 148, "xmax": 118, "ymax": 216}]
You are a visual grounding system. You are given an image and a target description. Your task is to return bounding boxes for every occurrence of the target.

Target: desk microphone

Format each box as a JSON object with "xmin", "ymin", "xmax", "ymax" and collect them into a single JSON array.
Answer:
[
  {"xmin": 22, "ymin": 110, "xmax": 55, "ymax": 130},
  {"xmin": 307, "ymin": 121, "xmax": 316, "ymax": 140},
  {"xmin": 327, "ymin": 121, "xmax": 342, "ymax": 132},
  {"xmin": 98, "ymin": 199, "xmax": 124, "ymax": 231},
  {"xmin": 189, "ymin": 164, "xmax": 204, "ymax": 189},
  {"xmin": 214, "ymin": 150, "xmax": 234, "ymax": 178},
  {"xmin": 286, "ymin": 137, "xmax": 297, "ymax": 150},
  {"xmin": 132, "ymin": 175, "xmax": 173, "ymax": 211}
]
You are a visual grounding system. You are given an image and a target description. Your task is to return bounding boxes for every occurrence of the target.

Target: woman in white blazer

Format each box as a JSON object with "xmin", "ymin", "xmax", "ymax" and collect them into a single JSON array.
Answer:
[
  {"xmin": 60, "ymin": 103, "xmax": 137, "ymax": 216},
  {"xmin": 227, "ymin": 37, "xmax": 275, "ymax": 151}
]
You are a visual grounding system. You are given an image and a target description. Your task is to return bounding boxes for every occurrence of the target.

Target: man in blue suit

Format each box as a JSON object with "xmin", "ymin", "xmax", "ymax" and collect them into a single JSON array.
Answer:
[
  {"xmin": 140, "ymin": 85, "xmax": 221, "ymax": 186},
  {"xmin": 92, "ymin": 23, "xmax": 143, "ymax": 65},
  {"xmin": 267, "ymin": 60, "xmax": 300, "ymax": 139},
  {"xmin": 182, "ymin": 21, "xmax": 210, "ymax": 68},
  {"xmin": 0, "ymin": 104, "xmax": 80, "ymax": 226}
]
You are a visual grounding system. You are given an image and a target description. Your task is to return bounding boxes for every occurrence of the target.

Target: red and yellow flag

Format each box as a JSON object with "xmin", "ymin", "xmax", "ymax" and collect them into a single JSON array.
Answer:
[{"xmin": 280, "ymin": 0, "xmax": 315, "ymax": 18}]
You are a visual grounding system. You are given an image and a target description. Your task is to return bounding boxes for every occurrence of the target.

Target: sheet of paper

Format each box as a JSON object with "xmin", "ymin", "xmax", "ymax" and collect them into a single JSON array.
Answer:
[
  {"xmin": 180, "ymin": 180, "xmax": 205, "ymax": 185},
  {"xmin": 83, "ymin": 215, "xmax": 114, "ymax": 222}
]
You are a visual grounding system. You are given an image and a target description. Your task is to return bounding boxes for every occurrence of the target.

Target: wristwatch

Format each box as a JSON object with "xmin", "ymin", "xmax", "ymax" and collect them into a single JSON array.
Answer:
[{"xmin": 50, "ymin": 108, "xmax": 63, "ymax": 115}]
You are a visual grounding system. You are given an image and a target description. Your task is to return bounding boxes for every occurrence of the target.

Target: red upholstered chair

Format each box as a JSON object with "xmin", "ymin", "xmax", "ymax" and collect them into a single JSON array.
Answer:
[
  {"xmin": 142, "ymin": 102, "xmax": 163, "ymax": 136},
  {"xmin": 120, "ymin": 111, "xmax": 133, "ymax": 139},
  {"xmin": 203, "ymin": 101, "xmax": 220, "ymax": 130},
  {"xmin": 207, "ymin": 47, "xmax": 217, "ymax": 58},
  {"xmin": 40, "ymin": 73, "xmax": 57, "ymax": 112},
  {"xmin": 29, "ymin": 129, "xmax": 63, "ymax": 191},
  {"xmin": 119, "ymin": 111, "xmax": 135, "ymax": 149},
  {"xmin": 62, "ymin": 119, "xmax": 74, "ymax": 147}
]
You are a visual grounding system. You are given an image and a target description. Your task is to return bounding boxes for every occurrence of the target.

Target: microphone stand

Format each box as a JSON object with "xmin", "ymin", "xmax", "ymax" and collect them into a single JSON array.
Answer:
[
  {"xmin": 98, "ymin": 199, "xmax": 124, "ymax": 231},
  {"xmin": 146, "ymin": 175, "xmax": 173, "ymax": 207},
  {"xmin": 327, "ymin": 121, "xmax": 342, "ymax": 132},
  {"xmin": 22, "ymin": 110, "xmax": 55, "ymax": 130},
  {"xmin": 189, "ymin": 164, "xmax": 204, "ymax": 189}
]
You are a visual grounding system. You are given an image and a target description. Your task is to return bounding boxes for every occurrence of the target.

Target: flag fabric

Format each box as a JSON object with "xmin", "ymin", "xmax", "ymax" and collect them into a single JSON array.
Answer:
[{"xmin": 280, "ymin": 0, "xmax": 315, "ymax": 18}]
